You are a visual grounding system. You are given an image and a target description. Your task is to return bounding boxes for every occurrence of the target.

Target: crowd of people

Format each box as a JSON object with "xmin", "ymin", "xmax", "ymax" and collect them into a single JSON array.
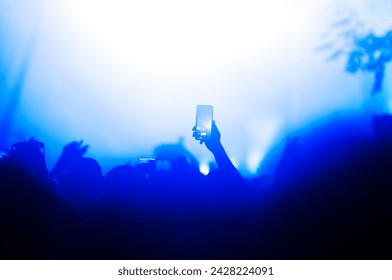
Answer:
[{"xmin": 1, "ymin": 114, "xmax": 391, "ymax": 259}]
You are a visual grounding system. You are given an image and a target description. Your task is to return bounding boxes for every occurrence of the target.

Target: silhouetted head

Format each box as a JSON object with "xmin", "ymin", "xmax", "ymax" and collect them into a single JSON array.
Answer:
[
  {"xmin": 105, "ymin": 164, "xmax": 142, "ymax": 187},
  {"xmin": 70, "ymin": 157, "xmax": 102, "ymax": 179},
  {"xmin": 106, "ymin": 164, "xmax": 135, "ymax": 179},
  {"xmin": 104, "ymin": 165, "xmax": 143, "ymax": 201},
  {"xmin": 8, "ymin": 140, "xmax": 47, "ymax": 178},
  {"xmin": 60, "ymin": 157, "xmax": 103, "ymax": 208}
]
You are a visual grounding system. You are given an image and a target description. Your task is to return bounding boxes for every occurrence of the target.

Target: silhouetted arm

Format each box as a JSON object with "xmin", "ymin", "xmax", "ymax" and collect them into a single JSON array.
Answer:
[{"xmin": 194, "ymin": 121, "xmax": 242, "ymax": 179}]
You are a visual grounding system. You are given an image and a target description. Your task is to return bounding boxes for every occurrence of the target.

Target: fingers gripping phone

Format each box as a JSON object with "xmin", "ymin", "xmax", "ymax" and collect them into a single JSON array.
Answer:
[{"xmin": 195, "ymin": 105, "xmax": 213, "ymax": 140}]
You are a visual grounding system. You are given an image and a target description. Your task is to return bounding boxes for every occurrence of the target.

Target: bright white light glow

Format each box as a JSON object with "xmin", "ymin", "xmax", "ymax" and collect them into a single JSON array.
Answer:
[
  {"xmin": 199, "ymin": 162, "xmax": 210, "ymax": 175},
  {"xmin": 67, "ymin": 0, "xmax": 293, "ymax": 82},
  {"xmin": 245, "ymin": 117, "xmax": 282, "ymax": 174}
]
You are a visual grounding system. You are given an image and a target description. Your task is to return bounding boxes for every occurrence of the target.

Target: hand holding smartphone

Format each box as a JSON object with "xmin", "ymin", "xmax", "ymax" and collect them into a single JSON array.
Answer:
[{"xmin": 195, "ymin": 105, "xmax": 213, "ymax": 140}]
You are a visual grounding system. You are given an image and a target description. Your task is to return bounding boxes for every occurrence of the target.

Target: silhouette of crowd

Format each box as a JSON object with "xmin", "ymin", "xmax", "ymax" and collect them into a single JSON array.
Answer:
[{"xmin": 1, "ymin": 113, "xmax": 392, "ymax": 259}]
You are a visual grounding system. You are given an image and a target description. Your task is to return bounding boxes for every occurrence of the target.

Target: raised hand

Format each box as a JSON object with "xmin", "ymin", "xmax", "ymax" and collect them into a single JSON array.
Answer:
[
  {"xmin": 50, "ymin": 140, "xmax": 89, "ymax": 178},
  {"xmin": 193, "ymin": 121, "xmax": 222, "ymax": 154},
  {"xmin": 62, "ymin": 141, "xmax": 89, "ymax": 161}
]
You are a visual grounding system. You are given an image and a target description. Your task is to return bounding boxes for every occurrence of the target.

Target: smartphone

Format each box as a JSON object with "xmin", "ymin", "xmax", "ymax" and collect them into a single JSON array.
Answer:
[{"xmin": 195, "ymin": 105, "xmax": 213, "ymax": 140}]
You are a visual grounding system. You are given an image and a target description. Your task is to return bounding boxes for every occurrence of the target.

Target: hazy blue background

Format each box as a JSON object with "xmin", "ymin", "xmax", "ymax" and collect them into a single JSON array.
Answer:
[{"xmin": 1, "ymin": 0, "xmax": 392, "ymax": 175}]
